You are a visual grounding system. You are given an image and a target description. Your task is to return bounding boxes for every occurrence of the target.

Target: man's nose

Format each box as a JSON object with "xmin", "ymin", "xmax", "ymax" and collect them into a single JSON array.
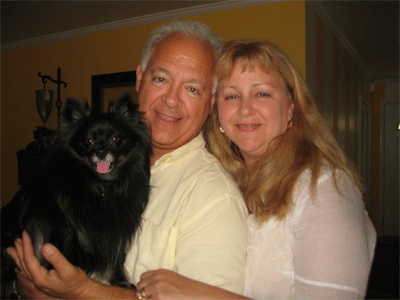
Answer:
[{"xmin": 162, "ymin": 84, "xmax": 181, "ymax": 108}]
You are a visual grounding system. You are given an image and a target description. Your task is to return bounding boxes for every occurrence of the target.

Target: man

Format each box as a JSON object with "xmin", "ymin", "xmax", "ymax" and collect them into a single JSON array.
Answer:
[{"xmin": 8, "ymin": 20, "xmax": 248, "ymax": 299}]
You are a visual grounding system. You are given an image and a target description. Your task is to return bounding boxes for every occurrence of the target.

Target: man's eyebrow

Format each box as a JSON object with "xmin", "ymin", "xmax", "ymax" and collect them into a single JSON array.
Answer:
[
  {"xmin": 186, "ymin": 79, "xmax": 206, "ymax": 88},
  {"xmin": 150, "ymin": 68, "xmax": 206, "ymax": 88},
  {"xmin": 150, "ymin": 67, "xmax": 171, "ymax": 76}
]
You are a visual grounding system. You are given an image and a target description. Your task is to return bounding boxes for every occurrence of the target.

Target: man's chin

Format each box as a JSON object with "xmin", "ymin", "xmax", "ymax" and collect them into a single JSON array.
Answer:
[{"xmin": 152, "ymin": 134, "xmax": 195, "ymax": 151}]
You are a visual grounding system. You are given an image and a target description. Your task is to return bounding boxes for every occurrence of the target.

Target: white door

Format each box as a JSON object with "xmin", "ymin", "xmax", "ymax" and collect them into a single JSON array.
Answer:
[{"xmin": 382, "ymin": 102, "xmax": 399, "ymax": 236}]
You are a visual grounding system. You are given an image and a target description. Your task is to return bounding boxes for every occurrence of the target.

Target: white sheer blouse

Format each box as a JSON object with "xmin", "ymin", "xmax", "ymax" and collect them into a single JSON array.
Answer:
[{"xmin": 244, "ymin": 168, "xmax": 376, "ymax": 299}]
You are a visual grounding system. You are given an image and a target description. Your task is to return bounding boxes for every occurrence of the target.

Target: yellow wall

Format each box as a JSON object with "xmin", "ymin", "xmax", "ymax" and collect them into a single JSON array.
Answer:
[{"xmin": 1, "ymin": 1, "xmax": 306, "ymax": 206}]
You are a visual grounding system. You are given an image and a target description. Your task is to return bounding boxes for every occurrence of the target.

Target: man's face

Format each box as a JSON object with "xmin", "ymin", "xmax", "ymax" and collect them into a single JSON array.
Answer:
[{"xmin": 136, "ymin": 34, "xmax": 215, "ymax": 163}]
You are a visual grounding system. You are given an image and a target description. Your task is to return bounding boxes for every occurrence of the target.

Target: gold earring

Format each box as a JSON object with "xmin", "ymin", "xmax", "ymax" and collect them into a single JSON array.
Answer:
[
  {"xmin": 287, "ymin": 120, "xmax": 293, "ymax": 129},
  {"xmin": 220, "ymin": 126, "xmax": 225, "ymax": 133}
]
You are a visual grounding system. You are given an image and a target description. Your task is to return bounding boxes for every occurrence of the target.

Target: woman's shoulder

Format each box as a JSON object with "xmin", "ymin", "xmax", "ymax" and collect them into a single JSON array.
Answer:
[{"xmin": 291, "ymin": 165, "xmax": 363, "ymax": 217}]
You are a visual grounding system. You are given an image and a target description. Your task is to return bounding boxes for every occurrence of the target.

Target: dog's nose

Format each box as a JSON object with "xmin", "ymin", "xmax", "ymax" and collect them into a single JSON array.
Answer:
[{"xmin": 97, "ymin": 150, "xmax": 108, "ymax": 159}]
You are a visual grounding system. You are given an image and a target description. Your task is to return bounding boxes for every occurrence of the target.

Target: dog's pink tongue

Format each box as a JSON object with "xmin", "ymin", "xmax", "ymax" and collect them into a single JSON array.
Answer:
[{"xmin": 97, "ymin": 162, "xmax": 110, "ymax": 174}]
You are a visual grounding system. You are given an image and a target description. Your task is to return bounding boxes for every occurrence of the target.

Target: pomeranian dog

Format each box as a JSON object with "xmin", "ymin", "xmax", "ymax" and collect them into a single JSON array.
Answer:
[{"xmin": 1, "ymin": 92, "xmax": 152, "ymax": 295}]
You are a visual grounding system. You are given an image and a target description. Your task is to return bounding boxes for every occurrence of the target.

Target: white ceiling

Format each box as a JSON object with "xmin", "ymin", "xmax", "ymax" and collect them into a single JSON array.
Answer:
[{"xmin": 1, "ymin": 0, "xmax": 399, "ymax": 80}]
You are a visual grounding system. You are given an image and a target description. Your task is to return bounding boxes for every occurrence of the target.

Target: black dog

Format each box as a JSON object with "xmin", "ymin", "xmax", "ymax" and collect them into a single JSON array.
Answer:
[{"xmin": 1, "ymin": 92, "xmax": 151, "ymax": 295}]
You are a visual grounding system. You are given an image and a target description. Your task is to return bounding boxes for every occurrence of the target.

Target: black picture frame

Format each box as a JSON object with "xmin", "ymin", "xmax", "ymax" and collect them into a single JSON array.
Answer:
[{"xmin": 91, "ymin": 71, "xmax": 136, "ymax": 114}]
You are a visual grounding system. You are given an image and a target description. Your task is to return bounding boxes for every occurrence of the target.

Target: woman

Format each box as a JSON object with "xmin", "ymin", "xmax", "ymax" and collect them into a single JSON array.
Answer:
[{"xmin": 135, "ymin": 40, "xmax": 376, "ymax": 299}]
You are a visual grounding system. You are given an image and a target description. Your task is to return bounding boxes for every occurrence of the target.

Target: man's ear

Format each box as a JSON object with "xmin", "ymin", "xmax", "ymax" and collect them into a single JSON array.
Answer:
[
  {"xmin": 209, "ymin": 94, "xmax": 216, "ymax": 115},
  {"xmin": 135, "ymin": 65, "xmax": 143, "ymax": 92}
]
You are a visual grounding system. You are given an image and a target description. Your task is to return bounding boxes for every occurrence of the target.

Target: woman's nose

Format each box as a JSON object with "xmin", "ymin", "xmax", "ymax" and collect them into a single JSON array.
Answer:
[{"xmin": 238, "ymin": 97, "xmax": 255, "ymax": 116}]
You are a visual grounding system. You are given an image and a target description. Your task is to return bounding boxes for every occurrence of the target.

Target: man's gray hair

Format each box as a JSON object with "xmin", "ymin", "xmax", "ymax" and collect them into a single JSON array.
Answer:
[{"xmin": 140, "ymin": 20, "xmax": 223, "ymax": 94}]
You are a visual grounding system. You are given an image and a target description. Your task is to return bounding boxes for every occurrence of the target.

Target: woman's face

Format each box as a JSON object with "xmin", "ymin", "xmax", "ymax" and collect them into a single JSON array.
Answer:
[{"xmin": 217, "ymin": 63, "xmax": 294, "ymax": 168}]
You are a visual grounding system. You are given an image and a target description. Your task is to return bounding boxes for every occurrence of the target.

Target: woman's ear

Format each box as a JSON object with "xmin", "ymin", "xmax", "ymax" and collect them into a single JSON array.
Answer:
[{"xmin": 288, "ymin": 101, "xmax": 295, "ymax": 121}]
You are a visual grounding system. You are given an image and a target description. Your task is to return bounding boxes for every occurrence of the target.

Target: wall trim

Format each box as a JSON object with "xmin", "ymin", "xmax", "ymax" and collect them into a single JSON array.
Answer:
[
  {"xmin": 1, "ymin": 0, "xmax": 281, "ymax": 51},
  {"xmin": 308, "ymin": 1, "xmax": 371, "ymax": 78}
]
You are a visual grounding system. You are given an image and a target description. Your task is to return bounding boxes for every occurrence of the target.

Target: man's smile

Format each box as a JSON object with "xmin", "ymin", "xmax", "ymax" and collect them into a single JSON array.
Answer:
[{"xmin": 156, "ymin": 111, "xmax": 182, "ymax": 124}]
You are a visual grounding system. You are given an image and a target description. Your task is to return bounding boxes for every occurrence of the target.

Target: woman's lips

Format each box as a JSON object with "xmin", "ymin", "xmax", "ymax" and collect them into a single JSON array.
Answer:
[{"xmin": 236, "ymin": 124, "xmax": 261, "ymax": 132}]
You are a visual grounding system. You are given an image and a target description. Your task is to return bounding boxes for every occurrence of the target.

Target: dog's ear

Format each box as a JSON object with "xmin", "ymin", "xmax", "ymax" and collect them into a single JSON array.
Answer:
[
  {"xmin": 109, "ymin": 92, "xmax": 139, "ymax": 118},
  {"xmin": 63, "ymin": 98, "xmax": 91, "ymax": 125}
]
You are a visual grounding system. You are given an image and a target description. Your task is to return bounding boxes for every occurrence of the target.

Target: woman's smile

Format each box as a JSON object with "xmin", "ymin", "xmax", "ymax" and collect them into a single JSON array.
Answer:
[{"xmin": 236, "ymin": 124, "xmax": 261, "ymax": 132}]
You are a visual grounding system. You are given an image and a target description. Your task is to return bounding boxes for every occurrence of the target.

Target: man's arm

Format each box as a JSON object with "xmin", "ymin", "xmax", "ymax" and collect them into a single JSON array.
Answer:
[
  {"xmin": 136, "ymin": 269, "xmax": 252, "ymax": 300},
  {"xmin": 8, "ymin": 231, "xmax": 138, "ymax": 299}
]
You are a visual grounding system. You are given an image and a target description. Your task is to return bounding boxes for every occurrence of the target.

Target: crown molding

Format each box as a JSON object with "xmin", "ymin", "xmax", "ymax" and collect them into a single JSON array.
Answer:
[
  {"xmin": 1, "ymin": 0, "xmax": 279, "ymax": 51},
  {"xmin": 308, "ymin": 1, "xmax": 371, "ymax": 77}
]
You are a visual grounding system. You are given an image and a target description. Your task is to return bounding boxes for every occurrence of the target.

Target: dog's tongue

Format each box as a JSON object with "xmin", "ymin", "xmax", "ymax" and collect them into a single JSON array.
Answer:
[{"xmin": 97, "ymin": 162, "xmax": 110, "ymax": 174}]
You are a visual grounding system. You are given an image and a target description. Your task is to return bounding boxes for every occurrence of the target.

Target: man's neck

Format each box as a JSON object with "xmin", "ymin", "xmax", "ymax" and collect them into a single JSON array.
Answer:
[
  {"xmin": 150, "ymin": 135, "xmax": 201, "ymax": 165},
  {"xmin": 150, "ymin": 148, "xmax": 173, "ymax": 166}
]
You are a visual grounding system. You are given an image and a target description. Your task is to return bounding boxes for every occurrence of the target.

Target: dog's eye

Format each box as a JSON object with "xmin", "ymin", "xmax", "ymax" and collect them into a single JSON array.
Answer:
[
  {"xmin": 85, "ymin": 139, "xmax": 93, "ymax": 146},
  {"xmin": 111, "ymin": 136, "xmax": 120, "ymax": 144}
]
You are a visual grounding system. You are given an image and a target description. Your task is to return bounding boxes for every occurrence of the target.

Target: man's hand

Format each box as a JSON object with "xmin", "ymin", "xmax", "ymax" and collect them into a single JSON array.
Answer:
[
  {"xmin": 16, "ymin": 272, "xmax": 55, "ymax": 299},
  {"xmin": 136, "ymin": 269, "xmax": 250, "ymax": 300},
  {"xmin": 7, "ymin": 231, "xmax": 92, "ymax": 299}
]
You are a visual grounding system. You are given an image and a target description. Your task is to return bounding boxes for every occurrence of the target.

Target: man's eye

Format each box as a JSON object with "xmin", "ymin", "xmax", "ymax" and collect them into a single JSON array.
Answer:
[
  {"xmin": 257, "ymin": 93, "xmax": 270, "ymax": 97},
  {"xmin": 225, "ymin": 95, "xmax": 238, "ymax": 100},
  {"xmin": 153, "ymin": 77, "xmax": 165, "ymax": 83},
  {"xmin": 189, "ymin": 87, "xmax": 199, "ymax": 94}
]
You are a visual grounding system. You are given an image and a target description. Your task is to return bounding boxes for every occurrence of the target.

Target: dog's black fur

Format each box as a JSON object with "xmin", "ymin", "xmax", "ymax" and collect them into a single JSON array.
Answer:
[{"xmin": 1, "ymin": 92, "xmax": 151, "ymax": 294}]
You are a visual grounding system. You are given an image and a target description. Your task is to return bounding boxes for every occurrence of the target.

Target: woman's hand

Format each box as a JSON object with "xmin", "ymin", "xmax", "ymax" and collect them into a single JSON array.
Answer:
[
  {"xmin": 7, "ymin": 231, "xmax": 92, "ymax": 299},
  {"xmin": 136, "ymin": 269, "xmax": 250, "ymax": 300}
]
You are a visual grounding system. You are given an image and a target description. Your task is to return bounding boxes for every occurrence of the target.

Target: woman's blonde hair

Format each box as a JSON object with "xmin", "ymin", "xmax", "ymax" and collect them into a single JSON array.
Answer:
[{"xmin": 203, "ymin": 40, "xmax": 363, "ymax": 222}]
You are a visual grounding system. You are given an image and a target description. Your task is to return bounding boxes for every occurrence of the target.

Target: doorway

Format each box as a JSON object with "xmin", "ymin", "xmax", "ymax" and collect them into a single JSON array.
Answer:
[{"xmin": 380, "ymin": 101, "xmax": 399, "ymax": 237}]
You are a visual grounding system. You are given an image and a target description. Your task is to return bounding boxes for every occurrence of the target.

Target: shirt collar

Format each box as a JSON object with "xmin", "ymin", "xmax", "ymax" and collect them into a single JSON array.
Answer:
[{"xmin": 152, "ymin": 133, "xmax": 206, "ymax": 171}]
